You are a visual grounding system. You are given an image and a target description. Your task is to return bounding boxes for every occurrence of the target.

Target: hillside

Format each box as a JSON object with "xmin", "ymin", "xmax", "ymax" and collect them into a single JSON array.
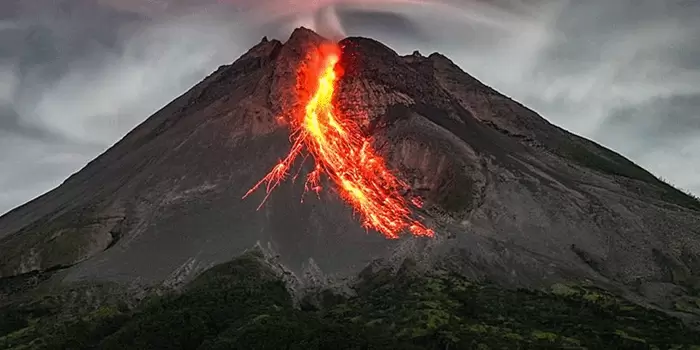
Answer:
[{"xmin": 2, "ymin": 251, "xmax": 699, "ymax": 349}]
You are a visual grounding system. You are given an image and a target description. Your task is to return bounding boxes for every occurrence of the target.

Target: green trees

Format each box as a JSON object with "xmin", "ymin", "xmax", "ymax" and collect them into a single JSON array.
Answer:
[{"xmin": 2, "ymin": 253, "xmax": 700, "ymax": 349}]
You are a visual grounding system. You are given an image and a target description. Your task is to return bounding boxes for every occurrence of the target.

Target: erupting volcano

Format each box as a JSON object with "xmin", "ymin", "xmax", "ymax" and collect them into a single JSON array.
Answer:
[
  {"xmin": 243, "ymin": 42, "xmax": 433, "ymax": 239},
  {"xmin": 2, "ymin": 28, "xmax": 700, "ymax": 326}
]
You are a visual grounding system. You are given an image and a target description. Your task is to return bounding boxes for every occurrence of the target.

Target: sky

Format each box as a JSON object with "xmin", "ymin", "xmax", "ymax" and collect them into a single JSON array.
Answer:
[{"xmin": 0, "ymin": 0, "xmax": 698, "ymax": 215}]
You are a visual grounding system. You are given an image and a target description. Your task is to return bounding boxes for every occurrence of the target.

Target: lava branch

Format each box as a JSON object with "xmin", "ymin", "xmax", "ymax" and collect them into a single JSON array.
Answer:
[{"xmin": 243, "ymin": 42, "xmax": 434, "ymax": 239}]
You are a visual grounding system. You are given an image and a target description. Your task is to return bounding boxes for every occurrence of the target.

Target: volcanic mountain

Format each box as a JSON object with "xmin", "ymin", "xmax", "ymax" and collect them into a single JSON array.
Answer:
[{"xmin": 1, "ymin": 28, "xmax": 700, "ymax": 316}]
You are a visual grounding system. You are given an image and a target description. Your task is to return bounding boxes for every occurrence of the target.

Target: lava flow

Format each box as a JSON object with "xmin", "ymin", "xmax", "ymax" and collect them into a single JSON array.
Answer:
[{"xmin": 243, "ymin": 42, "xmax": 433, "ymax": 239}]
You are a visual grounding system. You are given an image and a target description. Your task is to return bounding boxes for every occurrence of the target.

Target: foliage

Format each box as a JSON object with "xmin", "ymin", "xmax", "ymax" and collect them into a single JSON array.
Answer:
[
  {"xmin": 329, "ymin": 269, "xmax": 700, "ymax": 349},
  {"xmin": 0, "ymin": 309, "xmax": 27, "ymax": 337},
  {"xmin": 0, "ymin": 281, "xmax": 132, "ymax": 350},
  {"xmin": 2, "ymin": 254, "xmax": 700, "ymax": 349}
]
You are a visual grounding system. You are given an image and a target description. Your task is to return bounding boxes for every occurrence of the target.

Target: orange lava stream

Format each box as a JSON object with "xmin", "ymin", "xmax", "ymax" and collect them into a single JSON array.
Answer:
[{"xmin": 244, "ymin": 43, "xmax": 433, "ymax": 239}]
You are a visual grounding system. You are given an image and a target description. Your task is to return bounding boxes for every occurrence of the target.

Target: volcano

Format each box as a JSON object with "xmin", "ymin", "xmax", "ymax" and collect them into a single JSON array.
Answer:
[{"xmin": 1, "ymin": 28, "xmax": 700, "ymax": 316}]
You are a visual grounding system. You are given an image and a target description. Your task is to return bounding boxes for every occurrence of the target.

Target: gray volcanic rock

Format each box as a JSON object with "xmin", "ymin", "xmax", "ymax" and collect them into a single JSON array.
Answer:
[
  {"xmin": 1, "ymin": 28, "xmax": 700, "ymax": 314},
  {"xmin": 337, "ymin": 36, "xmax": 700, "ymax": 293},
  {"xmin": 0, "ymin": 28, "xmax": 396, "ymax": 286}
]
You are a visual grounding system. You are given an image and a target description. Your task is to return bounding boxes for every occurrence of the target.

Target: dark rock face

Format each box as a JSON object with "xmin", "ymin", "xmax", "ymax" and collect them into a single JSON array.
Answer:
[{"xmin": 1, "ymin": 28, "xmax": 699, "ymax": 312}]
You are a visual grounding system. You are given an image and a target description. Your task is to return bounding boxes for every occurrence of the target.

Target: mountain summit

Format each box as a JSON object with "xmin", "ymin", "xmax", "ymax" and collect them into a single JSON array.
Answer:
[{"xmin": 1, "ymin": 28, "xmax": 699, "ymax": 316}]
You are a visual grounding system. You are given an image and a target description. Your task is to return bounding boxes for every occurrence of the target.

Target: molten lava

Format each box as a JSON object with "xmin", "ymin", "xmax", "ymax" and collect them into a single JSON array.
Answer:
[{"xmin": 244, "ymin": 43, "xmax": 433, "ymax": 239}]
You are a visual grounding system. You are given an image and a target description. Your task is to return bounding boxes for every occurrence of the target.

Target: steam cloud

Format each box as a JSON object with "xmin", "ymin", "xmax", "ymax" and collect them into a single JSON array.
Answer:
[{"xmin": 240, "ymin": 0, "xmax": 520, "ymax": 39}]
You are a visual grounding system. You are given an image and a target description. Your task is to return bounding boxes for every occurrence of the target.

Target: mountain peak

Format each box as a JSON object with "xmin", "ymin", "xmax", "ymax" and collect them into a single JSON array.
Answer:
[{"xmin": 287, "ymin": 26, "xmax": 327, "ymax": 44}]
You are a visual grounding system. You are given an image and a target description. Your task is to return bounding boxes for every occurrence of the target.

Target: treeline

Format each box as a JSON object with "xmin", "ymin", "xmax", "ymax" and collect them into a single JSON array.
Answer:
[{"xmin": 2, "ymin": 252, "xmax": 700, "ymax": 349}]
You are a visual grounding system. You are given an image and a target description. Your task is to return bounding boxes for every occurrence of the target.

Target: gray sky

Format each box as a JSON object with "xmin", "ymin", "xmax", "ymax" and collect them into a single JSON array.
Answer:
[{"xmin": 1, "ymin": 0, "xmax": 698, "ymax": 215}]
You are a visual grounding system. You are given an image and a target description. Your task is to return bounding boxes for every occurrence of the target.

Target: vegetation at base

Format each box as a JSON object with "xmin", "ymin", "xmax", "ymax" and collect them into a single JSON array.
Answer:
[
  {"xmin": 2, "ymin": 253, "xmax": 700, "ymax": 349},
  {"xmin": 0, "ymin": 280, "xmax": 133, "ymax": 350},
  {"xmin": 560, "ymin": 141, "xmax": 700, "ymax": 211}
]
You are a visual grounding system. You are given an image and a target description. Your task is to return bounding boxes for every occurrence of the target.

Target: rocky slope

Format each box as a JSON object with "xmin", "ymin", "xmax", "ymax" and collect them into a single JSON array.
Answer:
[{"xmin": 1, "ymin": 28, "xmax": 699, "ymax": 317}]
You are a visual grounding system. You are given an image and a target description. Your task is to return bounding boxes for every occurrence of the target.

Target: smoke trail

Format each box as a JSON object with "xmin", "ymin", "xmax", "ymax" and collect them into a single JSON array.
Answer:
[
  {"xmin": 209, "ymin": 0, "xmax": 546, "ymax": 41},
  {"xmin": 315, "ymin": 6, "xmax": 345, "ymax": 40}
]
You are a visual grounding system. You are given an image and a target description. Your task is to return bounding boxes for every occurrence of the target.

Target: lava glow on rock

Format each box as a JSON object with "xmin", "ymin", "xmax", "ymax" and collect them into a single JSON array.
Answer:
[{"xmin": 244, "ymin": 42, "xmax": 433, "ymax": 239}]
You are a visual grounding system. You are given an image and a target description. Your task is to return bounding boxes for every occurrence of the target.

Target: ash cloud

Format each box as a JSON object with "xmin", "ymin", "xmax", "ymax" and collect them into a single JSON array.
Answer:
[{"xmin": 1, "ymin": 0, "xmax": 699, "ymax": 214}]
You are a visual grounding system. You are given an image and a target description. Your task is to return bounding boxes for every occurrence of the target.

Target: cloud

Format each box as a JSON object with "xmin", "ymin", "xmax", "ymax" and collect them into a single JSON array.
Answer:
[
  {"xmin": 596, "ymin": 93, "xmax": 700, "ymax": 194},
  {"xmin": 0, "ymin": 0, "xmax": 698, "ymax": 215},
  {"xmin": 24, "ymin": 15, "xmax": 250, "ymax": 144}
]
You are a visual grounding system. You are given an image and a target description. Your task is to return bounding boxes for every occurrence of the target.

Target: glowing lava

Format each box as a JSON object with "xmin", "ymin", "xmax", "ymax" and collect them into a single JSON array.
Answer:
[{"xmin": 244, "ymin": 42, "xmax": 433, "ymax": 239}]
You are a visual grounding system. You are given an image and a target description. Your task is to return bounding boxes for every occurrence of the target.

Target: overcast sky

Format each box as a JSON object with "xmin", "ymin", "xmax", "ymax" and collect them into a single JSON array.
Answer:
[{"xmin": 1, "ymin": 0, "xmax": 698, "ymax": 215}]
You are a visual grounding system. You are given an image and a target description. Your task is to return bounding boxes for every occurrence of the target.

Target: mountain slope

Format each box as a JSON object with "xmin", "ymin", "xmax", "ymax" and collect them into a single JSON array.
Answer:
[{"xmin": 1, "ymin": 28, "xmax": 699, "ymax": 317}]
